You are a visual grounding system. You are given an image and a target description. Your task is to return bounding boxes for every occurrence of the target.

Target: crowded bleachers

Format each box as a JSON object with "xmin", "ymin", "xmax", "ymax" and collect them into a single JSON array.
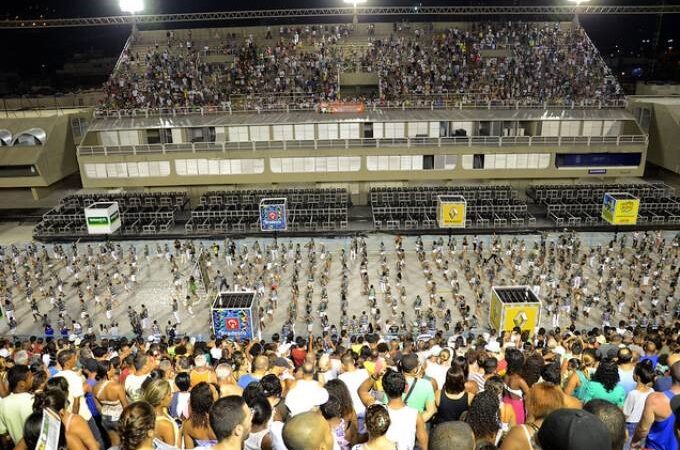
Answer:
[
  {"xmin": 370, "ymin": 185, "xmax": 535, "ymax": 230},
  {"xmin": 528, "ymin": 183, "xmax": 680, "ymax": 226},
  {"xmin": 34, "ymin": 192, "xmax": 189, "ymax": 238},
  {"xmin": 101, "ymin": 21, "xmax": 623, "ymax": 112},
  {"xmin": 186, "ymin": 188, "xmax": 349, "ymax": 233}
]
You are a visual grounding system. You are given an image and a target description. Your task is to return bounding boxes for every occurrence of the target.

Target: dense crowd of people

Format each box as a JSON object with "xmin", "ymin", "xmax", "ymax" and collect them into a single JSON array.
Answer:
[
  {"xmin": 0, "ymin": 316, "xmax": 679, "ymax": 450},
  {"xmin": 101, "ymin": 21, "xmax": 623, "ymax": 112},
  {"xmin": 0, "ymin": 230, "xmax": 676, "ymax": 449}
]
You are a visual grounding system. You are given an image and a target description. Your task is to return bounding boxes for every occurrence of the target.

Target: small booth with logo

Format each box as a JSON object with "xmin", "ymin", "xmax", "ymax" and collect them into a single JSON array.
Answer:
[
  {"xmin": 84, "ymin": 202, "xmax": 121, "ymax": 235},
  {"xmin": 211, "ymin": 292, "xmax": 260, "ymax": 340},
  {"xmin": 489, "ymin": 286, "xmax": 542, "ymax": 332}
]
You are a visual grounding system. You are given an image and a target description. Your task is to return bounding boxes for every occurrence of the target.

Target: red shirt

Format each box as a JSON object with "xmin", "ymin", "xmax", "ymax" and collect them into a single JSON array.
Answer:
[{"xmin": 291, "ymin": 347, "xmax": 307, "ymax": 368}]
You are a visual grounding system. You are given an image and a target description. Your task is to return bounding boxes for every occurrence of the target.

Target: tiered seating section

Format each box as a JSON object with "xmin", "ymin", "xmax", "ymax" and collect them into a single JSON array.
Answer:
[
  {"xmin": 34, "ymin": 192, "xmax": 189, "ymax": 238},
  {"xmin": 102, "ymin": 21, "xmax": 622, "ymax": 111},
  {"xmin": 527, "ymin": 183, "xmax": 680, "ymax": 226},
  {"xmin": 186, "ymin": 188, "xmax": 349, "ymax": 233},
  {"xmin": 370, "ymin": 186, "xmax": 535, "ymax": 230}
]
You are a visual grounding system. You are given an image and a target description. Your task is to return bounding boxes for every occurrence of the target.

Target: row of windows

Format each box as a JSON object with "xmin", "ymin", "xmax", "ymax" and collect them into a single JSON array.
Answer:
[
  {"xmin": 270, "ymin": 157, "xmax": 361, "ymax": 173},
  {"xmin": 366, "ymin": 155, "xmax": 457, "ymax": 171},
  {"xmin": 84, "ymin": 161, "xmax": 172, "ymax": 179},
  {"xmin": 82, "ymin": 152, "xmax": 640, "ymax": 179},
  {"xmin": 175, "ymin": 159, "xmax": 265, "ymax": 176},
  {"xmin": 462, "ymin": 153, "xmax": 552, "ymax": 170},
  {"xmin": 98, "ymin": 119, "xmax": 628, "ymax": 146}
]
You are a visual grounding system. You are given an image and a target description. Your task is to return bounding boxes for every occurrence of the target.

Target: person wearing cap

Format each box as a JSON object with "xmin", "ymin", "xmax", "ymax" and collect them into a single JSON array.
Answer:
[
  {"xmin": 284, "ymin": 380, "xmax": 329, "ymax": 418},
  {"xmin": 537, "ymin": 409, "xmax": 612, "ymax": 450},
  {"xmin": 633, "ymin": 361, "xmax": 680, "ymax": 450}
]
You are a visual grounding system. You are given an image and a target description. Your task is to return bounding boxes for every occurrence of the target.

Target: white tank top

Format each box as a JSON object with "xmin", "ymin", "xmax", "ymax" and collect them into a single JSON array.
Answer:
[
  {"xmin": 244, "ymin": 429, "xmax": 270, "ymax": 450},
  {"xmin": 386, "ymin": 405, "xmax": 417, "ymax": 450}
]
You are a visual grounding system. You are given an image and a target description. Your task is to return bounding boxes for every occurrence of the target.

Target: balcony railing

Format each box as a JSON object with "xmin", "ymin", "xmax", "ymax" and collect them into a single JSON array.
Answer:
[
  {"xmin": 93, "ymin": 95, "xmax": 629, "ymax": 119},
  {"xmin": 78, "ymin": 134, "xmax": 648, "ymax": 156}
]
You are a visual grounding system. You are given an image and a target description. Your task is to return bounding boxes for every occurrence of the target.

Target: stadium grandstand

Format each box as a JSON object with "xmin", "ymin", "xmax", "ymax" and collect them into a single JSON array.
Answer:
[{"xmin": 76, "ymin": 20, "xmax": 649, "ymax": 200}]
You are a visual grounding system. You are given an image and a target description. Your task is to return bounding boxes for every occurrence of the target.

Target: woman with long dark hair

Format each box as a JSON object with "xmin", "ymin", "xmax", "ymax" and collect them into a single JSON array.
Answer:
[
  {"xmin": 33, "ymin": 388, "xmax": 99, "ymax": 450},
  {"xmin": 181, "ymin": 382, "xmax": 218, "ymax": 448},
  {"xmin": 93, "ymin": 360, "xmax": 128, "ymax": 446},
  {"xmin": 582, "ymin": 357, "xmax": 625, "ymax": 407},
  {"xmin": 434, "ymin": 364, "xmax": 474, "ymax": 425}
]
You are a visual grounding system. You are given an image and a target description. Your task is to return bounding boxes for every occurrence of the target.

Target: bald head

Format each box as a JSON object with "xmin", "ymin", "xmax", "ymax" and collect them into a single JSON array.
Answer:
[
  {"xmin": 253, "ymin": 356, "xmax": 269, "ymax": 372},
  {"xmin": 282, "ymin": 412, "xmax": 334, "ymax": 450},
  {"xmin": 430, "ymin": 421, "xmax": 475, "ymax": 450}
]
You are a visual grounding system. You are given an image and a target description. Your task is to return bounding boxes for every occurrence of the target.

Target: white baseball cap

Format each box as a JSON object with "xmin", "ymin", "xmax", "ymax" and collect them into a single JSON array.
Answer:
[{"xmin": 285, "ymin": 384, "xmax": 329, "ymax": 417}]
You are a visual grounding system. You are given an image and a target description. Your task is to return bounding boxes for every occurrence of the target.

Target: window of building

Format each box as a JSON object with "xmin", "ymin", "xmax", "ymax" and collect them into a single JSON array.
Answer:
[
  {"xmin": 555, "ymin": 152, "xmax": 641, "ymax": 168},
  {"xmin": 366, "ymin": 155, "xmax": 456, "ymax": 171},
  {"xmin": 272, "ymin": 125, "xmax": 294, "ymax": 141},
  {"xmin": 0, "ymin": 165, "xmax": 39, "ymax": 177},
  {"xmin": 473, "ymin": 154, "xmax": 485, "ymax": 169},
  {"xmin": 318, "ymin": 123, "xmax": 338, "ymax": 140},
  {"xmin": 146, "ymin": 128, "xmax": 172, "ymax": 145},
  {"xmin": 70, "ymin": 118, "xmax": 89, "ymax": 139},
  {"xmin": 228, "ymin": 126, "xmax": 249, "ymax": 142},
  {"xmin": 270, "ymin": 157, "xmax": 360, "ymax": 173},
  {"xmin": 540, "ymin": 121, "xmax": 560, "ymax": 137},
  {"xmin": 175, "ymin": 159, "xmax": 265, "ymax": 176},
  {"xmin": 339, "ymin": 123, "xmax": 360, "ymax": 139},
  {"xmin": 188, "ymin": 127, "xmax": 216, "ymax": 143},
  {"xmin": 408, "ymin": 122, "xmax": 429, "ymax": 138},
  {"xmin": 294, "ymin": 124, "xmax": 315, "ymax": 140},
  {"xmin": 384, "ymin": 122, "xmax": 405, "ymax": 139},
  {"xmin": 249, "ymin": 126, "xmax": 270, "ymax": 142}
]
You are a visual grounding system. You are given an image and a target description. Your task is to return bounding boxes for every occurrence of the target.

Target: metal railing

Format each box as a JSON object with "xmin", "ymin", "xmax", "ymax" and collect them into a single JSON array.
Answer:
[
  {"xmin": 93, "ymin": 96, "xmax": 629, "ymax": 119},
  {"xmin": 77, "ymin": 134, "xmax": 647, "ymax": 156}
]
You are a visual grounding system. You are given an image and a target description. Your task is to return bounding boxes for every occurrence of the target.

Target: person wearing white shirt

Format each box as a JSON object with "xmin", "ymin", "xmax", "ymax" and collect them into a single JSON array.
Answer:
[{"xmin": 338, "ymin": 354, "xmax": 369, "ymax": 433}]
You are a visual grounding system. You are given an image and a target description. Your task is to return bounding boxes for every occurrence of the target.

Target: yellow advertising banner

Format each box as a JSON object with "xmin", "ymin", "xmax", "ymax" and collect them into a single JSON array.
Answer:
[{"xmin": 439, "ymin": 202, "xmax": 466, "ymax": 228}]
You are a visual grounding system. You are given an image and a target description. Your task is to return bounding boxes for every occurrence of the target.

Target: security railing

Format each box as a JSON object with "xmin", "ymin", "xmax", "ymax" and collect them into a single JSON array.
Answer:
[
  {"xmin": 93, "ymin": 95, "xmax": 629, "ymax": 119},
  {"xmin": 78, "ymin": 134, "xmax": 648, "ymax": 156}
]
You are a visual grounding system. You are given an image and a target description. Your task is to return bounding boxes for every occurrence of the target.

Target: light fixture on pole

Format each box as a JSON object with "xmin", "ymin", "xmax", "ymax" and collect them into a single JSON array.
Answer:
[
  {"xmin": 119, "ymin": 0, "xmax": 144, "ymax": 33},
  {"xmin": 343, "ymin": 0, "xmax": 366, "ymax": 26},
  {"xmin": 568, "ymin": 0, "xmax": 589, "ymax": 25}
]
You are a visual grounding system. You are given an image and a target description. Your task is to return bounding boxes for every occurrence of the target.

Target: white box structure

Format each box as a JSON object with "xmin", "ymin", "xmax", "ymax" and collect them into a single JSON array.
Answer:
[{"xmin": 84, "ymin": 202, "xmax": 121, "ymax": 235}]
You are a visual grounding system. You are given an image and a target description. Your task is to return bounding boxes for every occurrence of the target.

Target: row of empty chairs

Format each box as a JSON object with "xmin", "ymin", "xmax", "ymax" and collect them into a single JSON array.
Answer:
[
  {"xmin": 370, "ymin": 185, "xmax": 534, "ymax": 230},
  {"xmin": 34, "ymin": 192, "xmax": 189, "ymax": 238},
  {"xmin": 527, "ymin": 183, "xmax": 680, "ymax": 227},
  {"xmin": 187, "ymin": 188, "xmax": 349, "ymax": 233}
]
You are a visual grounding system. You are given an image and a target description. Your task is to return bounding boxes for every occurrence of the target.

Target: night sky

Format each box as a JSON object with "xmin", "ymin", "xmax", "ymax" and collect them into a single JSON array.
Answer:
[{"xmin": 1, "ymin": 0, "xmax": 679, "ymax": 94}]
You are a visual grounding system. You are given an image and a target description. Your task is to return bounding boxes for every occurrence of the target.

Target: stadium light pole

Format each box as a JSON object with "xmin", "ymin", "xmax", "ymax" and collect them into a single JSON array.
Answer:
[
  {"xmin": 119, "ymin": 0, "xmax": 145, "ymax": 33},
  {"xmin": 343, "ymin": 0, "xmax": 366, "ymax": 26},
  {"xmin": 568, "ymin": 0, "xmax": 590, "ymax": 26}
]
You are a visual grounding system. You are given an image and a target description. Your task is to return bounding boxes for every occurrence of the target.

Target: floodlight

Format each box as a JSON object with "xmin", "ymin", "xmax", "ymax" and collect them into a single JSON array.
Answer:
[
  {"xmin": 567, "ymin": 0, "xmax": 590, "ymax": 5},
  {"xmin": 119, "ymin": 0, "xmax": 144, "ymax": 14},
  {"xmin": 343, "ymin": 0, "xmax": 367, "ymax": 5}
]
